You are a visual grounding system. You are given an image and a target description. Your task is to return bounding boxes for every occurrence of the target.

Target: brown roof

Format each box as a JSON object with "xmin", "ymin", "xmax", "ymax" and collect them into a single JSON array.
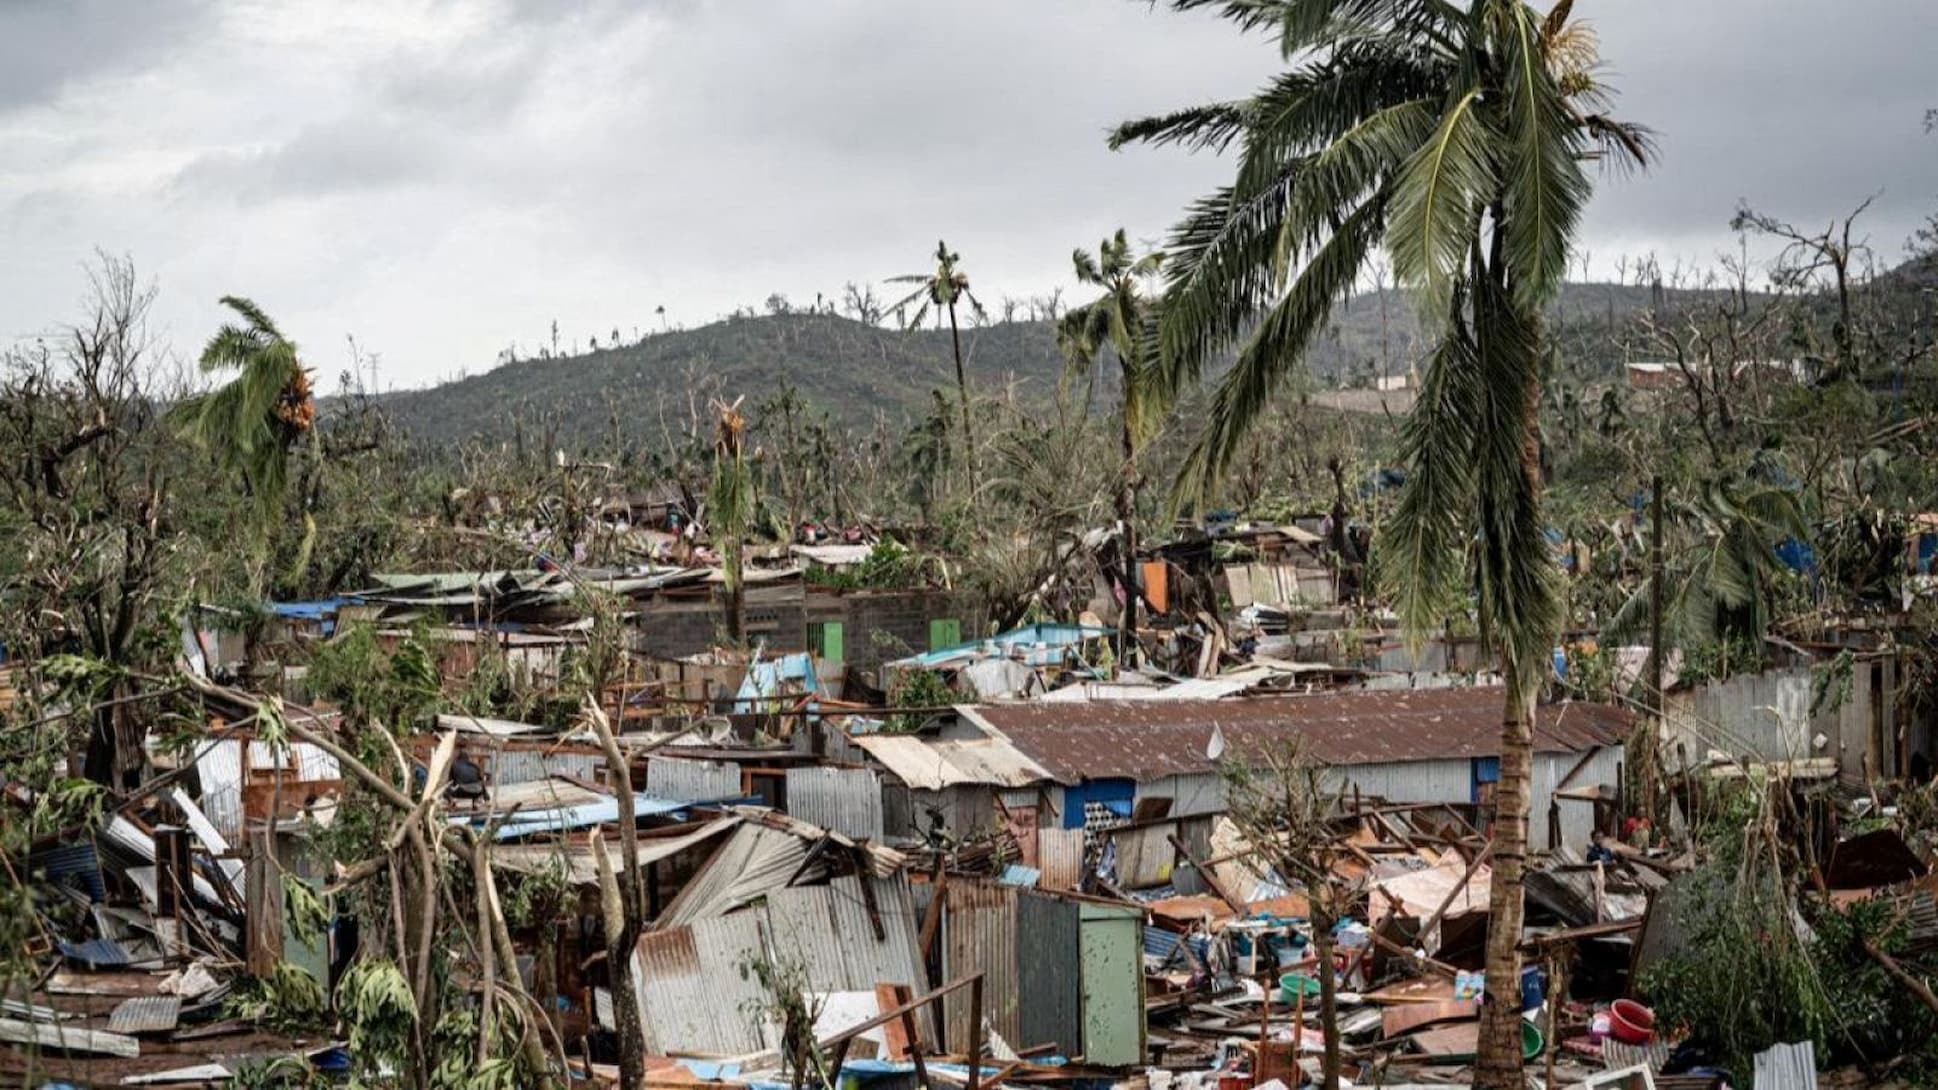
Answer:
[{"xmin": 962, "ymin": 688, "xmax": 1630, "ymax": 784}]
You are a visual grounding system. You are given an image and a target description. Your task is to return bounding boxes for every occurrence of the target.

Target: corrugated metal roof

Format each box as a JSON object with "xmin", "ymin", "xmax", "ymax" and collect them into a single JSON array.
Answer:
[
  {"xmin": 965, "ymin": 690, "xmax": 1629, "ymax": 783},
  {"xmin": 785, "ymin": 767, "xmax": 885, "ymax": 841},
  {"xmin": 850, "ymin": 733, "xmax": 1050, "ymax": 790}
]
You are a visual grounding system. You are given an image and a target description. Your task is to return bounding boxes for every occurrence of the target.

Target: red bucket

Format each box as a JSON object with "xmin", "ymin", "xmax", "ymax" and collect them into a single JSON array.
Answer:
[{"xmin": 1608, "ymin": 999, "xmax": 1656, "ymax": 1044}]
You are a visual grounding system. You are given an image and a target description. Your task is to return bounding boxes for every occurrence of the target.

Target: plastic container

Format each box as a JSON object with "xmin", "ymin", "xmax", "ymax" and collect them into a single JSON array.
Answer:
[
  {"xmin": 1608, "ymin": 999, "xmax": 1656, "ymax": 1044},
  {"xmin": 1521, "ymin": 1019, "xmax": 1545, "ymax": 1060},
  {"xmin": 1279, "ymin": 973, "xmax": 1322, "ymax": 1005}
]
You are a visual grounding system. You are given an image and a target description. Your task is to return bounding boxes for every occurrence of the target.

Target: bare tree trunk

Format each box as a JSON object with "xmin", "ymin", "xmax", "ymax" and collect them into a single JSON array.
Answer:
[
  {"xmin": 948, "ymin": 301, "xmax": 972, "ymax": 465},
  {"xmin": 1474, "ymin": 666, "xmax": 1533, "ymax": 1090},
  {"xmin": 1117, "ymin": 401, "xmax": 1140, "ymax": 668},
  {"xmin": 1312, "ymin": 898, "xmax": 1342, "ymax": 1090},
  {"xmin": 588, "ymin": 705, "xmax": 648, "ymax": 1089}
]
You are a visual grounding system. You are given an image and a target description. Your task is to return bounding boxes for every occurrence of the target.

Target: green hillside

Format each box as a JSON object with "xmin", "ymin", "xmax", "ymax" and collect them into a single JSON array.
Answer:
[{"xmin": 373, "ymin": 281, "xmax": 1718, "ymax": 445}]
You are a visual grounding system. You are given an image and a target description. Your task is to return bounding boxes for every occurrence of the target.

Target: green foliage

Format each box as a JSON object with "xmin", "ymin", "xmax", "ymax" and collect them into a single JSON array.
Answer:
[
  {"xmin": 801, "ymin": 539, "xmax": 940, "ymax": 591},
  {"xmin": 335, "ymin": 958, "xmax": 419, "ymax": 1086},
  {"xmin": 503, "ymin": 853, "xmax": 572, "ymax": 930},
  {"xmin": 226, "ymin": 962, "xmax": 329, "ymax": 1032},
  {"xmin": 885, "ymin": 668, "xmax": 956, "ymax": 732},
  {"xmin": 283, "ymin": 875, "xmax": 331, "ymax": 948},
  {"xmin": 307, "ymin": 623, "xmax": 441, "ymax": 729},
  {"xmin": 428, "ymin": 1003, "xmax": 532, "ymax": 1090},
  {"xmin": 1637, "ymin": 864, "xmax": 1832, "ymax": 1076},
  {"xmin": 172, "ymin": 296, "xmax": 312, "ymax": 526}
]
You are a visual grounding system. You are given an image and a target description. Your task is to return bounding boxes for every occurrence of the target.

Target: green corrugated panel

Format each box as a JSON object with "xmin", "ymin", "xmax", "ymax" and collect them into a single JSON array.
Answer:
[{"xmin": 928, "ymin": 618, "xmax": 961, "ymax": 651}]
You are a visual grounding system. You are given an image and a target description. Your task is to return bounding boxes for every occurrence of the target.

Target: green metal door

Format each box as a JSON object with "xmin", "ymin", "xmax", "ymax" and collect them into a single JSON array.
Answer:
[{"xmin": 1078, "ymin": 903, "xmax": 1145, "ymax": 1066}]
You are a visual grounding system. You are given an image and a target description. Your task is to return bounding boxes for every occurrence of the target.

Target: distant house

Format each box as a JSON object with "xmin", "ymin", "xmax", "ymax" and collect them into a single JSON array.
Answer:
[{"xmin": 847, "ymin": 687, "xmax": 1630, "ymax": 859}]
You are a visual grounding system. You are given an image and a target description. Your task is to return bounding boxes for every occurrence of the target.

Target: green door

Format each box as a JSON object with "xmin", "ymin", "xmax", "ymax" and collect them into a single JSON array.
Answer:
[
  {"xmin": 1079, "ymin": 903, "xmax": 1145, "ymax": 1066},
  {"xmin": 928, "ymin": 618, "xmax": 961, "ymax": 651}
]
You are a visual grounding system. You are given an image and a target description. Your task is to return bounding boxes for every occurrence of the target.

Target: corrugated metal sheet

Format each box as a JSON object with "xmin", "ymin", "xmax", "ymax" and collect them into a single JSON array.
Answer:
[
  {"xmin": 635, "ymin": 873, "xmax": 933, "ymax": 1057},
  {"xmin": 1330, "ymin": 759, "xmax": 1474, "ymax": 811},
  {"xmin": 1752, "ymin": 1039, "xmax": 1817, "ymax": 1090},
  {"xmin": 647, "ymin": 756, "xmax": 744, "ymax": 802},
  {"xmin": 108, "ymin": 995, "xmax": 181, "ymax": 1034},
  {"xmin": 1666, "ymin": 664, "xmax": 1877, "ymax": 779},
  {"xmin": 852, "ymin": 733, "xmax": 1051, "ymax": 790},
  {"xmin": 942, "ymin": 881, "xmax": 1019, "ymax": 1052},
  {"xmin": 1134, "ymin": 773, "xmax": 1226, "ymax": 817},
  {"xmin": 635, "ymin": 912, "xmax": 774, "ymax": 1056},
  {"xmin": 964, "ymin": 691, "xmax": 1630, "ymax": 783},
  {"xmin": 1017, "ymin": 891, "xmax": 1082, "ymax": 1056},
  {"xmin": 1038, "ymin": 829, "xmax": 1084, "ymax": 891},
  {"xmin": 193, "ymin": 739, "xmax": 338, "ymax": 843},
  {"xmin": 658, "ymin": 823, "xmax": 811, "ymax": 927},
  {"xmin": 785, "ymin": 767, "xmax": 885, "ymax": 841},
  {"xmin": 491, "ymin": 749, "xmax": 600, "ymax": 786},
  {"xmin": 1531, "ymin": 746, "xmax": 1624, "ymax": 851}
]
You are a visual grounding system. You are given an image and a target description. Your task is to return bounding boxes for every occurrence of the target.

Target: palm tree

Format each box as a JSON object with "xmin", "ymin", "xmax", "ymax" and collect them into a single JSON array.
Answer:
[
  {"xmin": 709, "ymin": 397, "xmax": 754, "ymax": 645},
  {"xmin": 1115, "ymin": 3, "xmax": 1649, "ymax": 1084},
  {"xmin": 1059, "ymin": 229, "xmax": 1167, "ymax": 660},
  {"xmin": 173, "ymin": 296, "xmax": 313, "ymax": 526},
  {"xmin": 1605, "ymin": 476, "xmax": 1809, "ymax": 671},
  {"xmin": 890, "ymin": 241, "xmax": 985, "ymax": 459}
]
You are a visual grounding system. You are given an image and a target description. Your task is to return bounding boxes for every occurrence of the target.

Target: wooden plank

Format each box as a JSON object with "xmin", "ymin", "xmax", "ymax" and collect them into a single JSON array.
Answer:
[
  {"xmin": 1407, "ymin": 1021, "xmax": 1479, "ymax": 1059},
  {"xmin": 876, "ymin": 983, "xmax": 911, "ymax": 1060},
  {"xmin": 0, "ymin": 1016, "xmax": 140, "ymax": 1058},
  {"xmin": 1380, "ymin": 999, "xmax": 1478, "ymax": 1039}
]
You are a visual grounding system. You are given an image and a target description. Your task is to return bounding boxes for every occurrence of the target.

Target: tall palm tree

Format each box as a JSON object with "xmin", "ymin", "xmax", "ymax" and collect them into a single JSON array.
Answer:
[
  {"xmin": 890, "ymin": 241, "xmax": 985, "ymax": 459},
  {"xmin": 1115, "ymin": 3, "xmax": 1649, "ymax": 1084},
  {"xmin": 1058, "ymin": 229, "xmax": 1167, "ymax": 660},
  {"xmin": 173, "ymin": 296, "xmax": 313, "ymax": 526}
]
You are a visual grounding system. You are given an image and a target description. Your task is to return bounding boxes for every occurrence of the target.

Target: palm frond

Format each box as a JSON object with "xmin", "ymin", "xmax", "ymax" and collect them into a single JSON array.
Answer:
[
  {"xmin": 1466, "ymin": 268, "xmax": 1561, "ymax": 675},
  {"xmin": 1494, "ymin": 1, "xmax": 1591, "ymax": 308},
  {"xmin": 1374, "ymin": 285, "xmax": 1485, "ymax": 645},
  {"xmin": 1153, "ymin": 179, "xmax": 1299, "ymax": 398},
  {"xmin": 1109, "ymin": 102, "xmax": 1251, "ymax": 153},
  {"xmin": 1386, "ymin": 87, "xmax": 1493, "ymax": 312},
  {"xmin": 1174, "ymin": 198, "xmax": 1383, "ymax": 504}
]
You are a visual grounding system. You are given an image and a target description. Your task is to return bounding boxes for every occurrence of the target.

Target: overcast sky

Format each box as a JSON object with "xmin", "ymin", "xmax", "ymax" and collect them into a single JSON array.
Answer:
[{"xmin": 3, "ymin": 0, "xmax": 1934, "ymax": 390}]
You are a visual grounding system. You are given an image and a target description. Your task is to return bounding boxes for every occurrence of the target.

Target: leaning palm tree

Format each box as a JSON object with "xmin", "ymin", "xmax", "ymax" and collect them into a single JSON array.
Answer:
[
  {"xmin": 1115, "ymin": 3, "xmax": 1649, "ymax": 1085},
  {"xmin": 1058, "ymin": 230, "xmax": 1167, "ymax": 659},
  {"xmin": 173, "ymin": 296, "xmax": 314, "ymax": 526},
  {"xmin": 889, "ymin": 241, "xmax": 985, "ymax": 459}
]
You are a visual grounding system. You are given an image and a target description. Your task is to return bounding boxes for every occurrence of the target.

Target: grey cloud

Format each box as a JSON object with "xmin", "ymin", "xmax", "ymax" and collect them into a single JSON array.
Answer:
[
  {"xmin": 0, "ymin": 0, "xmax": 210, "ymax": 112},
  {"xmin": 2, "ymin": 0, "xmax": 1935, "ymax": 389},
  {"xmin": 169, "ymin": 117, "xmax": 451, "ymax": 204}
]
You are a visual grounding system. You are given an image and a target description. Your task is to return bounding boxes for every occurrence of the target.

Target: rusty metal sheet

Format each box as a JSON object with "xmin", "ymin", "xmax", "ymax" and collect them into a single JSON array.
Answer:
[
  {"xmin": 785, "ymin": 766, "xmax": 884, "ymax": 841},
  {"xmin": 635, "ymin": 913, "xmax": 773, "ymax": 1057},
  {"xmin": 1037, "ymin": 828, "xmax": 1084, "ymax": 891},
  {"xmin": 963, "ymin": 690, "xmax": 1630, "ymax": 783},
  {"xmin": 941, "ymin": 880, "xmax": 1019, "ymax": 1052},
  {"xmin": 108, "ymin": 994, "xmax": 182, "ymax": 1034}
]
